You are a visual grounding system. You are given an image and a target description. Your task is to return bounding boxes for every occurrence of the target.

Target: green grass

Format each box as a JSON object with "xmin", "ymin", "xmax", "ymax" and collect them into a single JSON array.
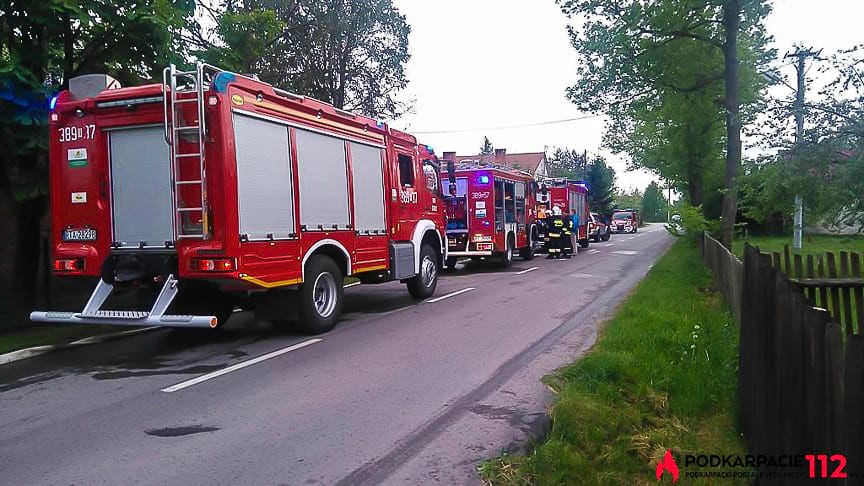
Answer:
[
  {"xmin": 732, "ymin": 233, "xmax": 864, "ymax": 259},
  {"xmin": 479, "ymin": 241, "xmax": 746, "ymax": 485},
  {"xmin": 0, "ymin": 325, "xmax": 134, "ymax": 355}
]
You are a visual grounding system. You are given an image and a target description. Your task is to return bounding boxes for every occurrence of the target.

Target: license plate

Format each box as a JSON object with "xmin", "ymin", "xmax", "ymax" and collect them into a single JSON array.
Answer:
[{"xmin": 62, "ymin": 228, "xmax": 97, "ymax": 241}]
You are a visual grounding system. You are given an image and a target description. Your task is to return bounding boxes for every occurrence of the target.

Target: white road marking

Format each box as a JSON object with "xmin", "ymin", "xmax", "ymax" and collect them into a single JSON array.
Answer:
[
  {"xmin": 516, "ymin": 267, "xmax": 539, "ymax": 275},
  {"xmin": 569, "ymin": 272, "xmax": 594, "ymax": 278},
  {"xmin": 604, "ymin": 243, "xmax": 615, "ymax": 247},
  {"xmin": 611, "ymin": 250, "xmax": 639, "ymax": 256},
  {"xmin": 629, "ymin": 236, "xmax": 637, "ymax": 240},
  {"xmin": 343, "ymin": 281, "xmax": 361, "ymax": 289},
  {"xmin": 588, "ymin": 249, "xmax": 599, "ymax": 254},
  {"xmin": 425, "ymin": 287, "xmax": 475, "ymax": 303},
  {"xmin": 161, "ymin": 339, "xmax": 323, "ymax": 393}
]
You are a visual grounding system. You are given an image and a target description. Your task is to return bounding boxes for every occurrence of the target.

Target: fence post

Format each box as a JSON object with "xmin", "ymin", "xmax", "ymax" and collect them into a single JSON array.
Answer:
[
  {"xmin": 844, "ymin": 336, "xmax": 864, "ymax": 482},
  {"xmin": 824, "ymin": 322, "xmax": 844, "ymax": 456}
]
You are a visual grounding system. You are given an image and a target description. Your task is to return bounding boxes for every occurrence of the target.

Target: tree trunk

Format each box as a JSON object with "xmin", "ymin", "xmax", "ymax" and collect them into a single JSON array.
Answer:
[
  {"xmin": 14, "ymin": 196, "xmax": 47, "ymax": 316},
  {"xmin": 720, "ymin": 0, "xmax": 742, "ymax": 249},
  {"xmin": 686, "ymin": 160, "xmax": 704, "ymax": 207}
]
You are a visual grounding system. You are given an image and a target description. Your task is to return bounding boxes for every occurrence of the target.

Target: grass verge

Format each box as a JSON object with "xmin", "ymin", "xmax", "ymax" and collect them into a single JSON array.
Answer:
[
  {"xmin": 479, "ymin": 240, "xmax": 745, "ymax": 485},
  {"xmin": 0, "ymin": 325, "xmax": 136, "ymax": 356}
]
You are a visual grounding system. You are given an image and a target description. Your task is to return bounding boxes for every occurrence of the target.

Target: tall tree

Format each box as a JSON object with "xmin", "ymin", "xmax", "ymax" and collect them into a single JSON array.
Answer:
[
  {"xmin": 546, "ymin": 148, "xmax": 587, "ymax": 179},
  {"xmin": 556, "ymin": 0, "xmax": 772, "ymax": 246},
  {"xmin": 584, "ymin": 155, "xmax": 616, "ymax": 215},
  {"xmin": 192, "ymin": 0, "xmax": 411, "ymax": 119},
  {"xmin": 480, "ymin": 136, "xmax": 494, "ymax": 156},
  {"xmin": 642, "ymin": 181, "xmax": 670, "ymax": 222},
  {"xmin": 0, "ymin": 0, "xmax": 192, "ymax": 314}
]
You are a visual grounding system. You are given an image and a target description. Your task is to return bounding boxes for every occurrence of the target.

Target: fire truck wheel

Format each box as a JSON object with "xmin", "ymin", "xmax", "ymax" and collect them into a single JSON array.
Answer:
[
  {"xmin": 601, "ymin": 230, "xmax": 611, "ymax": 242},
  {"xmin": 519, "ymin": 246, "xmax": 534, "ymax": 260},
  {"xmin": 578, "ymin": 238, "xmax": 590, "ymax": 249},
  {"xmin": 296, "ymin": 256, "xmax": 344, "ymax": 335},
  {"xmin": 498, "ymin": 237, "xmax": 514, "ymax": 268},
  {"xmin": 407, "ymin": 244, "xmax": 439, "ymax": 299}
]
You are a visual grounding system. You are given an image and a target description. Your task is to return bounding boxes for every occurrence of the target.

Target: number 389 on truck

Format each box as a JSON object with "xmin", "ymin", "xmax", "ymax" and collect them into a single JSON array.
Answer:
[{"xmin": 32, "ymin": 63, "xmax": 448, "ymax": 334}]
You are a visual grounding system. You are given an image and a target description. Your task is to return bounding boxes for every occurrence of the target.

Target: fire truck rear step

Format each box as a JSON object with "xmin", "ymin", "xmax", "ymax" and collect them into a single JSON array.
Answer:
[{"xmin": 30, "ymin": 274, "xmax": 218, "ymax": 328}]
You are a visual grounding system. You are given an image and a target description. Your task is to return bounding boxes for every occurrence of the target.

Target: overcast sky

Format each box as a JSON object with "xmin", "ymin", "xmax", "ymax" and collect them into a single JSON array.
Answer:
[{"xmin": 391, "ymin": 0, "xmax": 863, "ymax": 192}]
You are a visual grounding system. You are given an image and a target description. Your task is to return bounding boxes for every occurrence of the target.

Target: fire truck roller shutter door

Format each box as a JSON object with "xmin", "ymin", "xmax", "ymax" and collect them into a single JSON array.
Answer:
[
  {"xmin": 233, "ymin": 114, "xmax": 295, "ymax": 240},
  {"xmin": 295, "ymin": 129, "xmax": 351, "ymax": 230},
  {"xmin": 109, "ymin": 126, "xmax": 173, "ymax": 248},
  {"xmin": 349, "ymin": 142, "xmax": 386, "ymax": 234}
]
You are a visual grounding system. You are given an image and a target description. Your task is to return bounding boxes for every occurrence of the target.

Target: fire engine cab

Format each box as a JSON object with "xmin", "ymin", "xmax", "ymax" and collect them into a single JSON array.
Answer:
[
  {"xmin": 440, "ymin": 162, "xmax": 540, "ymax": 268},
  {"xmin": 31, "ymin": 62, "xmax": 446, "ymax": 334},
  {"xmin": 538, "ymin": 178, "xmax": 591, "ymax": 249}
]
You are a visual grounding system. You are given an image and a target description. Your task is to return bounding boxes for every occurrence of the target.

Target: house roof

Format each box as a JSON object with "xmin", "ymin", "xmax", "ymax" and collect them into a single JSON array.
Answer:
[{"xmin": 442, "ymin": 150, "xmax": 547, "ymax": 174}]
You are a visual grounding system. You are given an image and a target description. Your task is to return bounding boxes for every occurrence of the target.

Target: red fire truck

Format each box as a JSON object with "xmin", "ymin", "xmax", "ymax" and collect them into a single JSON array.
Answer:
[
  {"xmin": 440, "ymin": 163, "xmax": 540, "ymax": 268},
  {"xmin": 31, "ymin": 62, "xmax": 447, "ymax": 334},
  {"xmin": 538, "ymin": 178, "xmax": 591, "ymax": 249}
]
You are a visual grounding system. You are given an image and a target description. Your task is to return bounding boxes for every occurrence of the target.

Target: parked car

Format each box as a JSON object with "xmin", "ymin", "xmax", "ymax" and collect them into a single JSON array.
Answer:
[{"xmin": 588, "ymin": 212, "xmax": 611, "ymax": 242}]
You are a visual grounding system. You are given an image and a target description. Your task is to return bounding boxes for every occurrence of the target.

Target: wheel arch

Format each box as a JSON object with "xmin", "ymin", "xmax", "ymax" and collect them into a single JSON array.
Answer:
[
  {"xmin": 411, "ymin": 220, "xmax": 443, "ymax": 272},
  {"xmin": 302, "ymin": 239, "xmax": 352, "ymax": 280}
]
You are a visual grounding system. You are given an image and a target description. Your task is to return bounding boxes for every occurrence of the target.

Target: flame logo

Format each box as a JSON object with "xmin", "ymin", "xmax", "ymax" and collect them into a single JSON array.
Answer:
[{"xmin": 656, "ymin": 449, "xmax": 679, "ymax": 483}]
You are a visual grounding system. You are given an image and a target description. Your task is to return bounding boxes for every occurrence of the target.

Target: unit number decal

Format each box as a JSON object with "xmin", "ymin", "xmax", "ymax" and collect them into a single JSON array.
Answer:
[{"xmin": 58, "ymin": 124, "xmax": 96, "ymax": 142}]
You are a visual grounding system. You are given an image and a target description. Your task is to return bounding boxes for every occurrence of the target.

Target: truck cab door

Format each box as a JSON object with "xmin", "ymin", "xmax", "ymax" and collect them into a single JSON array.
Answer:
[{"xmin": 390, "ymin": 150, "xmax": 418, "ymax": 241}]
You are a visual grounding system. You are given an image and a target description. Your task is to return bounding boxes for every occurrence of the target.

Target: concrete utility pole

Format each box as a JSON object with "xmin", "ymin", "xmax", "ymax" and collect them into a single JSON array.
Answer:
[{"xmin": 785, "ymin": 47, "xmax": 821, "ymax": 250}]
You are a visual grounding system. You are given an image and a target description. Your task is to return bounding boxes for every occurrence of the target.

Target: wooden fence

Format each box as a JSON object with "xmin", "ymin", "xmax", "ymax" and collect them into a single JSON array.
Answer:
[
  {"xmin": 765, "ymin": 245, "xmax": 864, "ymax": 336},
  {"xmin": 700, "ymin": 233, "xmax": 863, "ymax": 484}
]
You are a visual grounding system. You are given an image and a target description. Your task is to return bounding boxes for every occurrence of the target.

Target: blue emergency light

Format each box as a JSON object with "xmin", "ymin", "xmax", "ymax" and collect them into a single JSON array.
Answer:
[
  {"xmin": 477, "ymin": 175, "xmax": 490, "ymax": 184},
  {"xmin": 49, "ymin": 95, "xmax": 59, "ymax": 111}
]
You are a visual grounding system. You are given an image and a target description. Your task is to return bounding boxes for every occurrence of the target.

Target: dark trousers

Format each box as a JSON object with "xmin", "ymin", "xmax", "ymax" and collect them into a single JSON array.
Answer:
[{"xmin": 562, "ymin": 232, "xmax": 573, "ymax": 255}]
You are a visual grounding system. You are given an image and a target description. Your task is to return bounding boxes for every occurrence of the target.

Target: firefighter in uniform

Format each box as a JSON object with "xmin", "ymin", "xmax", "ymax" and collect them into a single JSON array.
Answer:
[
  {"xmin": 561, "ymin": 208, "xmax": 574, "ymax": 259},
  {"xmin": 546, "ymin": 206, "xmax": 565, "ymax": 259}
]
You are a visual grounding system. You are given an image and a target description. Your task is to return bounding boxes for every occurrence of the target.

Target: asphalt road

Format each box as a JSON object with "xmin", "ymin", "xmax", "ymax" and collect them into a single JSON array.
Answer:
[{"xmin": 0, "ymin": 224, "xmax": 672, "ymax": 485}]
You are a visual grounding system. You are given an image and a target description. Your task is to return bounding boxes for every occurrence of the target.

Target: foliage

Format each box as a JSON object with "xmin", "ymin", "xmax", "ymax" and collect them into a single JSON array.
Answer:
[
  {"xmin": 613, "ymin": 188, "xmax": 642, "ymax": 213},
  {"xmin": 192, "ymin": 0, "xmax": 411, "ymax": 118},
  {"xmin": 0, "ymin": 0, "xmax": 191, "ymax": 206},
  {"xmin": 480, "ymin": 136, "xmax": 494, "ymax": 156},
  {"xmin": 642, "ymin": 181, "xmax": 669, "ymax": 222},
  {"xmin": 584, "ymin": 155, "xmax": 616, "ymax": 215},
  {"xmin": 480, "ymin": 242, "xmax": 745, "ymax": 485},
  {"xmin": 744, "ymin": 45, "xmax": 864, "ymax": 234},
  {"xmin": 670, "ymin": 202, "xmax": 711, "ymax": 242},
  {"xmin": 555, "ymin": 0, "xmax": 773, "ymax": 239},
  {"xmin": 545, "ymin": 148, "xmax": 586, "ymax": 179}
]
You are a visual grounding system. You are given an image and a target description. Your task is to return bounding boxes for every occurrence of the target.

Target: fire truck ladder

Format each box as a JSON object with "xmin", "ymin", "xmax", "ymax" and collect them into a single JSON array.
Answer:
[{"xmin": 163, "ymin": 62, "xmax": 209, "ymax": 240}]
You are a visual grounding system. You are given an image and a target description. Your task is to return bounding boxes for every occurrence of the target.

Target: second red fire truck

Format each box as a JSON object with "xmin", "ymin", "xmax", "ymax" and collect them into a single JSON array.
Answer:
[
  {"xmin": 31, "ymin": 62, "xmax": 447, "ymax": 334},
  {"xmin": 440, "ymin": 162, "xmax": 541, "ymax": 268},
  {"xmin": 538, "ymin": 178, "xmax": 591, "ymax": 249}
]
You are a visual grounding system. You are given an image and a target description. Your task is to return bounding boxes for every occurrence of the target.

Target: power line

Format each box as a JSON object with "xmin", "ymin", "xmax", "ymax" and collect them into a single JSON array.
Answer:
[{"xmin": 410, "ymin": 114, "xmax": 602, "ymax": 134}]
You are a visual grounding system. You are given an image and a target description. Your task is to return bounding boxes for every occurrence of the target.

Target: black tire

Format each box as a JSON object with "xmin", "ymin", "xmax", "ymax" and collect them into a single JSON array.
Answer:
[
  {"xmin": 296, "ymin": 255, "xmax": 343, "ymax": 334},
  {"xmin": 498, "ymin": 236, "xmax": 514, "ymax": 268},
  {"xmin": 601, "ymin": 230, "xmax": 611, "ymax": 242},
  {"xmin": 633, "ymin": 226, "xmax": 638, "ymax": 233},
  {"xmin": 578, "ymin": 238, "xmax": 590, "ymax": 249},
  {"xmin": 519, "ymin": 246, "xmax": 534, "ymax": 260},
  {"xmin": 407, "ymin": 244, "xmax": 439, "ymax": 299}
]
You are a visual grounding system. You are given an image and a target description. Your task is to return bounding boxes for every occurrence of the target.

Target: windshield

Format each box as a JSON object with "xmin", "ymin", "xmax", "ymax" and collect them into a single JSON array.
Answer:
[{"xmin": 613, "ymin": 212, "xmax": 632, "ymax": 220}]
